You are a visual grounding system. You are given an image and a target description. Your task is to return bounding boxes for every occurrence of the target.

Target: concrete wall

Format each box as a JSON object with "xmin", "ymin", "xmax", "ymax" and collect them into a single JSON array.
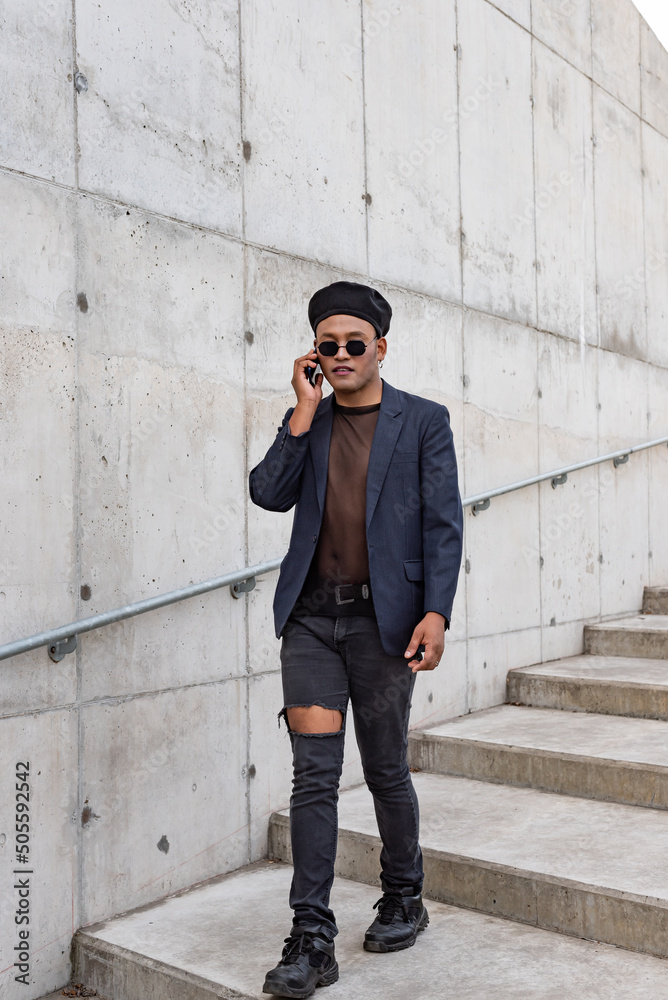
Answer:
[{"xmin": 1, "ymin": 0, "xmax": 668, "ymax": 995}]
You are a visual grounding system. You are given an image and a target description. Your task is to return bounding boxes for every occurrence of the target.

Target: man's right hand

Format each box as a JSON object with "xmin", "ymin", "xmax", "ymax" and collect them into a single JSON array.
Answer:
[{"xmin": 289, "ymin": 347, "xmax": 323, "ymax": 435}]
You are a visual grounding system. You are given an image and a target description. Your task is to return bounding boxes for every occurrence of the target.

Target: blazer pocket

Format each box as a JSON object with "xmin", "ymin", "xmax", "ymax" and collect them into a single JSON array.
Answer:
[{"xmin": 403, "ymin": 559, "xmax": 424, "ymax": 581}]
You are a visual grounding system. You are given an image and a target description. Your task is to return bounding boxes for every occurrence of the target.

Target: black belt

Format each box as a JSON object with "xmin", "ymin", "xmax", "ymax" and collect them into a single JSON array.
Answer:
[{"xmin": 334, "ymin": 582, "xmax": 371, "ymax": 605}]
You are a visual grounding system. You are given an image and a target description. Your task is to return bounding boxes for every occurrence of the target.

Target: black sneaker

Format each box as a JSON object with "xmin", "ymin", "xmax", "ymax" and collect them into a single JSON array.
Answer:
[
  {"xmin": 363, "ymin": 890, "xmax": 429, "ymax": 953},
  {"xmin": 263, "ymin": 931, "xmax": 339, "ymax": 998}
]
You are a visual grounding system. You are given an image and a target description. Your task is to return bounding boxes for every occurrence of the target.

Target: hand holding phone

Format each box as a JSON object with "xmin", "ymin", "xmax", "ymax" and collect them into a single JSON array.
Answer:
[
  {"xmin": 306, "ymin": 357, "xmax": 322, "ymax": 387},
  {"xmin": 291, "ymin": 348, "xmax": 323, "ymax": 414}
]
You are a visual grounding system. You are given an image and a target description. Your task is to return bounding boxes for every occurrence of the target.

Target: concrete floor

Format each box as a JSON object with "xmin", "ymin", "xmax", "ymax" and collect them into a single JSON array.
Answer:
[{"xmin": 77, "ymin": 861, "xmax": 668, "ymax": 1000}]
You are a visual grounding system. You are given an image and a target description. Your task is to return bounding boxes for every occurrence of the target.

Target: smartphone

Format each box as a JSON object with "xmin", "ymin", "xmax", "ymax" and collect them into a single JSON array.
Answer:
[
  {"xmin": 405, "ymin": 645, "xmax": 425, "ymax": 663},
  {"xmin": 306, "ymin": 360, "xmax": 322, "ymax": 387}
]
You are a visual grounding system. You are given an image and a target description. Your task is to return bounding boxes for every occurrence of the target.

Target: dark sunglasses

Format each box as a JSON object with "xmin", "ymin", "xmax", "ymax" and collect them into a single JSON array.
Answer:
[{"xmin": 316, "ymin": 333, "xmax": 379, "ymax": 357}]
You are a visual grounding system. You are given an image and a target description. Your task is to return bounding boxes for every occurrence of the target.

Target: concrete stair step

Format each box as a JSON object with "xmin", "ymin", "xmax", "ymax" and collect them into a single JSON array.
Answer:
[
  {"xmin": 584, "ymin": 615, "xmax": 668, "ymax": 658},
  {"xmin": 643, "ymin": 586, "xmax": 668, "ymax": 614},
  {"xmin": 408, "ymin": 704, "xmax": 668, "ymax": 809},
  {"xmin": 270, "ymin": 772, "xmax": 668, "ymax": 959},
  {"xmin": 507, "ymin": 653, "xmax": 668, "ymax": 719},
  {"xmin": 72, "ymin": 860, "xmax": 668, "ymax": 999}
]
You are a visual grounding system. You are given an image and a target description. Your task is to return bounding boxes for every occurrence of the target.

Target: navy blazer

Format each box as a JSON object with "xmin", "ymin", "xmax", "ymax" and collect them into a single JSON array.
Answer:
[{"xmin": 248, "ymin": 379, "xmax": 463, "ymax": 656}]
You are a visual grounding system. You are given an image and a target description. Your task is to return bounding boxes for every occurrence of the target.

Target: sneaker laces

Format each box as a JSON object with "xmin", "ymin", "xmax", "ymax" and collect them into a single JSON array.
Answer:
[
  {"xmin": 372, "ymin": 893, "xmax": 411, "ymax": 925},
  {"xmin": 280, "ymin": 932, "xmax": 329, "ymax": 968}
]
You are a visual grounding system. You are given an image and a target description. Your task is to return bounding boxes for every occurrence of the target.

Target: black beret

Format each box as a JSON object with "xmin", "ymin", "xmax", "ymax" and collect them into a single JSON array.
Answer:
[{"xmin": 308, "ymin": 280, "xmax": 392, "ymax": 338}]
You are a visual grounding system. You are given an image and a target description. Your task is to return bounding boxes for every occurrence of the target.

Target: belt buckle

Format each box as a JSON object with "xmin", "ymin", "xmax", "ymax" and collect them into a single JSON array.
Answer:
[{"xmin": 335, "ymin": 584, "xmax": 355, "ymax": 605}]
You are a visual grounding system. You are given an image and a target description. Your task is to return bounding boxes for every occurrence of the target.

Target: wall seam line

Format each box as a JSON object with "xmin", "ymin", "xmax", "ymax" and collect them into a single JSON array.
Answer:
[
  {"xmin": 454, "ymin": 0, "xmax": 469, "ymax": 716},
  {"xmin": 359, "ymin": 0, "xmax": 370, "ymax": 277},
  {"xmin": 70, "ymin": 0, "xmax": 84, "ymax": 943},
  {"xmin": 236, "ymin": 0, "xmax": 252, "ymax": 868}
]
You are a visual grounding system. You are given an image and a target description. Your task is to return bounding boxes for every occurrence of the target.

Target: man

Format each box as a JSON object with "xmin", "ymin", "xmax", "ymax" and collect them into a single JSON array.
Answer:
[{"xmin": 249, "ymin": 280, "xmax": 463, "ymax": 998}]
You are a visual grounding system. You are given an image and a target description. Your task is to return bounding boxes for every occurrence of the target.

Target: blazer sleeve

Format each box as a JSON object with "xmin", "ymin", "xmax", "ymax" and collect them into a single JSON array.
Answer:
[
  {"xmin": 248, "ymin": 406, "xmax": 311, "ymax": 512},
  {"xmin": 419, "ymin": 404, "xmax": 464, "ymax": 623}
]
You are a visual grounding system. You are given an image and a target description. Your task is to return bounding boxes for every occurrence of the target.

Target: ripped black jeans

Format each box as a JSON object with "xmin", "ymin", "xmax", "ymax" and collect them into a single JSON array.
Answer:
[{"xmin": 279, "ymin": 612, "xmax": 422, "ymax": 942}]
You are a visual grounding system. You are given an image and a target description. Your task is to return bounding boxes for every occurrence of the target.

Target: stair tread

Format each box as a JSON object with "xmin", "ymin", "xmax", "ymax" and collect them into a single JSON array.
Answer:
[
  {"xmin": 586, "ymin": 615, "xmax": 668, "ymax": 632},
  {"xmin": 312, "ymin": 773, "xmax": 668, "ymax": 901},
  {"xmin": 510, "ymin": 653, "xmax": 668, "ymax": 686},
  {"xmin": 78, "ymin": 861, "xmax": 668, "ymax": 999},
  {"xmin": 419, "ymin": 705, "xmax": 668, "ymax": 768}
]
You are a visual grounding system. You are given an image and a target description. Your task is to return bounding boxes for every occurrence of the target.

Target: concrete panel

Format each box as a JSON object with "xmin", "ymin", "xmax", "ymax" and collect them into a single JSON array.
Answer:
[
  {"xmin": 364, "ymin": 0, "xmax": 461, "ymax": 298},
  {"xmin": 463, "ymin": 314, "xmax": 539, "ymax": 640},
  {"xmin": 598, "ymin": 350, "xmax": 649, "ymax": 616},
  {"xmin": 0, "ymin": 173, "xmax": 76, "ymax": 333},
  {"xmin": 247, "ymin": 670, "xmax": 292, "ymax": 860},
  {"xmin": 648, "ymin": 365, "xmax": 668, "ymax": 586},
  {"xmin": 642, "ymin": 123, "xmax": 668, "ymax": 369},
  {"xmin": 464, "ymin": 490, "xmax": 539, "ymax": 640},
  {"xmin": 467, "ymin": 628, "xmax": 542, "ymax": 711},
  {"xmin": 540, "ymin": 617, "xmax": 587, "ymax": 662},
  {"xmin": 489, "ymin": 0, "xmax": 530, "ymax": 30},
  {"xmin": 76, "ymin": 196, "xmax": 245, "ymax": 379},
  {"xmin": 80, "ymin": 679, "xmax": 248, "ymax": 926},
  {"xmin": 0, "ymin": 0, "xmax": 74, "ymax": 183},
  {"xmin": 0, "ymin": 325, "xmax": 77, "ymax": 713},
  {"xmin": 408, "ymin": 639, "xmax": 468, "ymax": 731},
  {"xmin": 533, "ymin": 44, "xmax": 597, "ymax": 344},
  {"xmin": 641, "ymin": 18, "xmax": 668, "ymax": 137},
  {"xmin": 538, "ymin": 335, "xmax": 599, "ymax": 626},
  {"xmin": 73, "ymin": 197, "xmax": 246, "ymax": 699},
  {"xmin": 462, "ymin": 311, "xmax": 538, "ymax": 494},
  {"xmin": 459, "ymin": 0, "xmax": 536, "ymax": 325},
  {"xmin": 242, "ymin": 0, "xmax": 366, "ymax": 271},
  {"xmin": 380, "ymin": 291, "xmax": 464, "ymax": 412},
  {"xmin": 0, "ymin": 173, "xmax": 77, "ymax": 708},
  {"xmin": 591, "ymin": 0, "xmax": 641, "ymax": 115},
  {"xmin": 531, "ymin": 0, "xmax": 592, "ymax": 76},
  {"xmin": 0, "ymin": 710, "xmax": 78, "ymax": 1000},
  {"xmin": 536, "ymin": 467, "xmax": 600, "ymax": 623},
  {"xmin": 76, "ymin": 353, "xmax": 247, "ymax": 701},
  {"xmin": 593, "ymin": 88, "xmax": 646, "ymax": 359},
  {"xmin": 447, "ymin": 563, "xmax": 468, "ymax": 644},
  {"xmin": 76, "ymin": 0, "xmax": 242, "ymax": 234}
]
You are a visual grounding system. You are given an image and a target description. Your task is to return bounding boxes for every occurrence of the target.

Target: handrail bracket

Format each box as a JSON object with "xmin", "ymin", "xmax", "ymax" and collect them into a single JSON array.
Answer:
[
  {"xmin": 472, "ymin": 498, "xmax": 491, "ymax": 515},
  {"xmin": 613, "ymin": 453, "xmax": 630, "ymax": 468},
  {"xmin": 48, "ymin": 635, "xmax": 77, "ymax": 663},
  {"xmin": 551, "ymin": 472, "xmax": 568, "ymax": 488},
  {"xmin": 230, "ymin": 576, "xmax": 257, "ymax": 599}
]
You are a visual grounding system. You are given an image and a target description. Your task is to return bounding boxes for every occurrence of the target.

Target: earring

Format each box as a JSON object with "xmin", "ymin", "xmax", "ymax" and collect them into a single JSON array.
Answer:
[{"xmin": 378, "ymin": 359, "xmax": 384, "ymax": 369}]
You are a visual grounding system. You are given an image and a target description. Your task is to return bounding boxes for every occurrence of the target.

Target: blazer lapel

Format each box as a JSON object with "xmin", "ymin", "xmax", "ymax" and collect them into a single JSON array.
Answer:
[
  {"xmin": 366, "ymin": 379, "xmax": 403, "ymax": 531},
  {"xmin": 309, "ymin": 393, "xmax": 334, "ymax": 514}
]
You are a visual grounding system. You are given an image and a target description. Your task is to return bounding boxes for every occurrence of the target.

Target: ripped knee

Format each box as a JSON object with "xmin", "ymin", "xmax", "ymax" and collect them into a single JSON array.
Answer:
[{"xmin": 281, "ymin": 705, "xmax": 344, "ymax": 734}]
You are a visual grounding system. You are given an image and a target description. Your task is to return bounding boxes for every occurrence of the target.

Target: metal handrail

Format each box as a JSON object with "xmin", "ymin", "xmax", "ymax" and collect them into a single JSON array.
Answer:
[
  {"xmin": 465, "ymin": 435, "xmax": 668, "ymax": 514},
  {"xmin": 0, "ymin": 559, "xmax": 281, "ymax": 663},
  {"xmin": 1, "ymin": 435, "xmax": 667, "ymax": 663}
]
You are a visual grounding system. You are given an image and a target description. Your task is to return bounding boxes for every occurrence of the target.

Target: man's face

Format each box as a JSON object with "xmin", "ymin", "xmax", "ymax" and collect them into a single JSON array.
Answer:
[{"xmin": 314, "ymin": 314, "xmax": 387, "ymax": 394}]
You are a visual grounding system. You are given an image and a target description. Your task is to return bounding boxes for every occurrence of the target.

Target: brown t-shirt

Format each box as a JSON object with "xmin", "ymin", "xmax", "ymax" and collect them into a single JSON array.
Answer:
[{"xmin": 294, "ymin": 397, "xmax": 380, "ymax": 616}]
